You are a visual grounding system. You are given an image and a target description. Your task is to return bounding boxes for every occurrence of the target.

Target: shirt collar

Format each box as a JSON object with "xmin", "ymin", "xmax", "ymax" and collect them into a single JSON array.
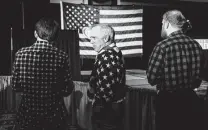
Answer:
[
  {"xmin": 98, "ymin": 43, "xmax": 116, "ymax": 54},
  {"xmin": 34, "ymin": 40, "xmax": 53, "ymax": 47},
  {"xmin": 169, "ymin": 30, "xmax": 184, "ymax": 37}
]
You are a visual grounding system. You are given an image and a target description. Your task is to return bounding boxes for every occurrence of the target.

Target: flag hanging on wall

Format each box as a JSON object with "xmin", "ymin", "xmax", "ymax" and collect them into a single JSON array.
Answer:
[{"xmin": 60, "ymin": 2, "xmax": 143, "ymax": 59}]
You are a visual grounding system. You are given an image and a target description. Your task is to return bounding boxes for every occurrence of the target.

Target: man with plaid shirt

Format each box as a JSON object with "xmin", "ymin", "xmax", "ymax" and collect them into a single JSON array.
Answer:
[
  {"xmin": 11, "ymin": 18, "xmax": 74, "ymax": 130},
  {"xmin": 147, "ymin": 10, "xmax": 204, "ymax": 130}
]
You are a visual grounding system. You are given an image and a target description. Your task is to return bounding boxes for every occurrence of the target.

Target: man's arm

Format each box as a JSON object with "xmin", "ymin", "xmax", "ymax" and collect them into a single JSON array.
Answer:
[
  {"xmin": 61, "ymin": 55, "xmax": 74, "ymax": 97},
  {"xmin": 87, "ymin": 59, "xmax": 99, "ymax": 99},
  {"xmin": 146, "ymin": 45, "xmax": 164, "ymax": 86},
  {"xmin": 199, "ymin": 49, "xmax": 208, "ymax": 81},
  {"xmin": 11, "ymin": 53, "xmax": 22, "ymax": 92}
]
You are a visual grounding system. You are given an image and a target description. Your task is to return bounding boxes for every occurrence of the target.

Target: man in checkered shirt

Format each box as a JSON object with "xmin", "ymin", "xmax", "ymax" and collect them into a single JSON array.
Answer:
[
  {"xmin": 11, "ymin": 18, "xmax": 74, "ymax": 130},
  {"xmin": 84, "ymin": 24, "xmax": 126, "ymax": 130},
  {"xmin": 146, "ymin": 10, "xmax": 204, "ymax": 130}
]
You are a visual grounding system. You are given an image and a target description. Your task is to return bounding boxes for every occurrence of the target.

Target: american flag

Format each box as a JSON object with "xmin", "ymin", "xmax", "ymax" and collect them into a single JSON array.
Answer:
[{"xmin": 60, "ymin": 2, "xmax": 143, "ymax": 58}]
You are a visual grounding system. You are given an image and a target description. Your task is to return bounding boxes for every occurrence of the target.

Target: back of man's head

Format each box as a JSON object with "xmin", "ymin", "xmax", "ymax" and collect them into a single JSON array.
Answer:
[
  {"xmin": 163, "ymin": 10, "xmax": 187, "ymax": 29},
  {"xmin": 35, "ymin": 18, "xmax": 60, "ymax": 42}
]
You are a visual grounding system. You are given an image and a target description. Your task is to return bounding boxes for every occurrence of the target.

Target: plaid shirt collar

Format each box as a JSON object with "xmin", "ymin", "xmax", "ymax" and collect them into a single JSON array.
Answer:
[
  {"xmin": 168, "ymin": 30, "xmax": 184, "ymax": 37},
  {"xmin": 34, "ymin": 40, "xmax": 53, "ymax": 47}
]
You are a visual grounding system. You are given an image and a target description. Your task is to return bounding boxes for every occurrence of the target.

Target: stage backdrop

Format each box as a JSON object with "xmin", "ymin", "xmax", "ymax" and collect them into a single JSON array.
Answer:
[{"xmin": 2, "ymin": 1, "xmax": 208, "ymax": 75}]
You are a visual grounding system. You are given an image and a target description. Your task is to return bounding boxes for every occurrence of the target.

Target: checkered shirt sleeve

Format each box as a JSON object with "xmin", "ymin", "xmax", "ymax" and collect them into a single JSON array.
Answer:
[
  {"xmin": 11, "ymin": 53, "xmax": 22, "ymax": 91},
  {"xmin": 146, "ymin": 44, "xmax": 164, "ymax": 86}
]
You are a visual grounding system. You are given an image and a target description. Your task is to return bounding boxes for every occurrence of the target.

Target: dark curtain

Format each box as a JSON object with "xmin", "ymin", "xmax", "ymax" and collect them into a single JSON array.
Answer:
[
  {"xmin": 12, "ymin": 29, "xmax": 81, "ymax": 81},
  {"xmin": 125, "ymin": 87, "xmax": 157, "ymax": 130},
  {"xmin": 55, "ymin": 30, "xmax": 81, "ymax": 81}
]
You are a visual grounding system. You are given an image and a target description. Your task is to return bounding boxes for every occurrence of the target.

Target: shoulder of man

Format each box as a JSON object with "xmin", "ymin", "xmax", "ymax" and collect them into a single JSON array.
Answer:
[{"xmin": 15, "ymin": 46, "xmax": 30, "ymax": 56}]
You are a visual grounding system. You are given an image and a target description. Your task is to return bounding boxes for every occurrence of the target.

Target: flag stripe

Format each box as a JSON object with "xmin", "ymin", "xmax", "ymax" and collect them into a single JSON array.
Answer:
[
  {"xmin": 100, "ymin": 17, "xmax": 142, "ymax": 23},
  {"xmin": 79, "ymin": 37, "xmax": 143, "ymax": 43},
  {"xmin": 79, "ymin": 41, "xmax": 143, "ymax": 47},
  {"xmin": 79, "ymin": 27, "xmax": 142, "ymax": 41},
  {"xmin": 100, "ymin": 13, "xmax": 143, "ymax": 18},
  {"xmin": 80, "ymin": 45, "xmax": 142, "ymax": 51},
  {"xmin": 100, "ymin": 9, "xmax": 143, "ymax": 15},
  {"xmin": 80, "ymin": 53, "xmax": 143, "ymax": 59},
  {"xmin": 79, "ymin": 32, "xmax": 142, "ymax": 39},
  {"xmin": 116, "ymin": 37, "xmax": 143, "ymax": 42},
  {"xmin": 80, "ymin": 50, "xmax": 97, "ymax": 55},
  {"xmin": 122, "ymin": 49, "xmax": 143, "ymax": 55},
  {"xmin": 115, "ymin": 29, "xmax": 142, "ymax": 34},
  {"xmin": 106, "ymin": 22, "xmax": 143, "ymax": 27},
  {"xmin": 115, "ymin": 33, "xmax": 142, "ymax": 39},
  {"xmin": 79, "ymin": 49, "xmax": 143, "ymax": 56},
  {"xmin": 117, "ymin": 41, "xmax": 143, "ymax": 47},
  {"xmin": 112, "ymin": 25, "xmax": 142, "ymax": 31}
]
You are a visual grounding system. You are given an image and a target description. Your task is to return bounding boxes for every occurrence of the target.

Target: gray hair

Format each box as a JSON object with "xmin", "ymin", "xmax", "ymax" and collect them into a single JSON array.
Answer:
[
  {"xmin": 93, "ymin": 24, "xmax": 115, "ymax": 43},
  {"xmin": 163, "ymin": 10, "xmax": 187, "ymax": 29}
]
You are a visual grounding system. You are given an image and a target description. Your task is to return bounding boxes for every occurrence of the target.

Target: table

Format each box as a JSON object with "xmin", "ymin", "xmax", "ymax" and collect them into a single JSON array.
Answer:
[
  {"xmin": 82, "ymin": 69, "xmax": 208, "ymax": 130},
  {"xmin": 125, "ymin": 69, "xmax": 208, "ymax": 130},
  {"xmin": 1, "ymin": 70, "xmax": 208, "ymax": 130}
]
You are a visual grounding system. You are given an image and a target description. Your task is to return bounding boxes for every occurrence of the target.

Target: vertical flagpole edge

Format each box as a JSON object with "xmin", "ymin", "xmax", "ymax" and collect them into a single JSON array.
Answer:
[
  {"xmin": 60, "ymin": 1, "xmax": 64, "ymax": 30},
  {"xmin": 10, "ymin": 27, "xmax": 13, "ymax": 75},
  {"xmin": 21, "ymin": 1, "xmax": 25, "ymax": 30}
]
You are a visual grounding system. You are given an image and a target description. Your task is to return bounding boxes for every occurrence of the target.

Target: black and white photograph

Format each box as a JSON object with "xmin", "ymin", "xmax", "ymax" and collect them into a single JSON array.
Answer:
[{"xmin": 1, "ymin": 0, "xmax": 208, "ymax": 130}]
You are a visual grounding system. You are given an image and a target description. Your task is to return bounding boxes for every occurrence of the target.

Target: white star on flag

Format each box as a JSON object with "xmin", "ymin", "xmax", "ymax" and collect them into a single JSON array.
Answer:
[
  {"xmin": 104, "ymin": 56, "xmax": 108, "ymax": 60},
  {"xmin": 97, "ymin": 69, "xmax": 100, "ymax": 74},
  {"xmin": 100, "ymin": 87, "xmax": 104, "ymax": 91},
  {"xmin": 109, "ymin": 72, "xmax": 113, "ymax": 76},
  {"xmin": 106, "ymin": 83, "xmax": 110, "ymax": 88},
  {"xmin": 99, "ymin": 80, "xmax": 102, "ymax": 84},
  {"xmin": 103, "ymin": 95, "xmax": 107, "ymax": 98},
  {"xmin": 106, "ymin": 63, "xmax": 110, "ymax": 68},
  {"xmin": 103, "ymin": 75, "xmax": 107, "ymax": 80}
]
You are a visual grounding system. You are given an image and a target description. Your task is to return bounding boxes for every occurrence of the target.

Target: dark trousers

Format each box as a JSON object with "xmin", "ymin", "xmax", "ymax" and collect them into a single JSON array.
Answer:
[
  {"xmin": 91, "ymin": 101, "xmax": 124, "ymax": 130},
  {"xmin": 156, "ymin": 89, "xmax": 203, "ymax": 130}
]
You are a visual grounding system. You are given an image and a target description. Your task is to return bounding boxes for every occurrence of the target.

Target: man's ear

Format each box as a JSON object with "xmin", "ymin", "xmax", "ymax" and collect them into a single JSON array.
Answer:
[
  {"xmin": 166, "ymin": 22, "xmax": 169, "ymax": 29},
  {"xmin": 103, "ymin": 35, "xmax": 110, "ymax": 43},
  {"xmin": 34, "ymin": 30, "xmax": 38, "ymax": 38}
]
